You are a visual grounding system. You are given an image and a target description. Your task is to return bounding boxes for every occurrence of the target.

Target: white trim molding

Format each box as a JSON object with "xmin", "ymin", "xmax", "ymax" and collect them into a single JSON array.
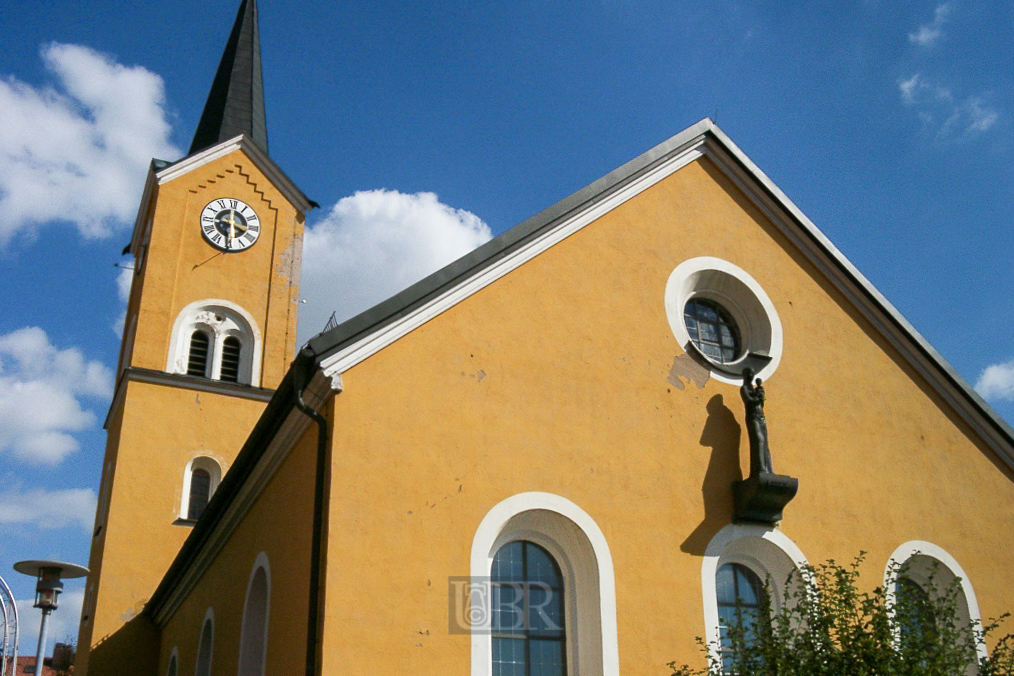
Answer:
[
  {"xmin": 665, "ymin": 256, "xmax": 783, "ymax": 384},
  {"xmin": 469, "ymin": 492, "xmax": 619, "ymax": 676},
  {"xmin": 701, "ymin": 524, "xmax": 809, "ymax": 662},
  {"xmin": 166, "ymin": 647, "xmax": 179, "ymax": 676},
  {"xmin": 885, "ymin": 540, "xmax": 987, "ymax": 664},
  {"xmin": 168, "ymin": 299, "xmax": 263, "ymax": 386},
  {"xmin": 319, "ymin": 136, "xmax": 708, "ymax": 382}
]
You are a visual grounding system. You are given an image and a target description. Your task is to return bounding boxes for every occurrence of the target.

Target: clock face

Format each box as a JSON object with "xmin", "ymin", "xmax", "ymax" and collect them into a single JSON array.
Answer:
[{"xmin": 200, "ymin": 198, "xmax": 260, "ymax": 251}]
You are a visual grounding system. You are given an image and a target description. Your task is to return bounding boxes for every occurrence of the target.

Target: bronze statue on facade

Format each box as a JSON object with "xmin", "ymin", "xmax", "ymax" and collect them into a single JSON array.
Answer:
[
  {"xmin": 731, "ymin": 365, "xmax": 798, "ymax": 524},
  {"xmin": 740, "ymin": 367, "xmax": 773, "ymax": 476}
]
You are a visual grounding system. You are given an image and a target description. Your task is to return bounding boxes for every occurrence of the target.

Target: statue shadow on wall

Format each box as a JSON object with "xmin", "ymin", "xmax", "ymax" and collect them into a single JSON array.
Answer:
[{"xmin": 680, "ymin": 394, "xmax": 742, "ymax": 555}]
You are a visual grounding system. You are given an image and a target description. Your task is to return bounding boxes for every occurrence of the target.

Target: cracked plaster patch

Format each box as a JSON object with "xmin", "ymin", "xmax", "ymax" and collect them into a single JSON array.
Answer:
[{"xmin": 668, "ymin": 352, "xmax": 710, "ymax": 390}]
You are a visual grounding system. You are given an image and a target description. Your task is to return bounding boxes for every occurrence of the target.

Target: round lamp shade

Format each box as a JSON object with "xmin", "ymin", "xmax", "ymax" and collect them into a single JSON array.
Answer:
[{"xmin": 13, "ymin": 560, "xmax": 89, "ymax": 579}]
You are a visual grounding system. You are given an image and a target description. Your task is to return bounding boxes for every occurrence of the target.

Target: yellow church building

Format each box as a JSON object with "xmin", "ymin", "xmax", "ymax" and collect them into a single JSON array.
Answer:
[{"xmin": 76, "ymin": 0, "xmax": 1014, "ymax": 674}]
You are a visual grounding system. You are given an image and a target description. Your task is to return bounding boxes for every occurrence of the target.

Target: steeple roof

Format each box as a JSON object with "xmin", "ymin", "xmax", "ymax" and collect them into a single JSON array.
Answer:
[{"xmin": 188, "ymin": 0, "xmax": 268, "ymax": 156}]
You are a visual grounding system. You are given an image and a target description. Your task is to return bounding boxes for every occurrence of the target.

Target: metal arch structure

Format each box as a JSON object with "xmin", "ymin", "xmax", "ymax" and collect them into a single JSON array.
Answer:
[{"xmin": 0, "ymin": 573, "xmax": 18, "ymax": 676}]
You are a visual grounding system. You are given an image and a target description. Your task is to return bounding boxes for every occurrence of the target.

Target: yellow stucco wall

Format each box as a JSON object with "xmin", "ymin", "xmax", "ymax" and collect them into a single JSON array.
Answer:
[
  {"xmin": 153, "ymin": 407, "xmax": 325, "ymax": 676},
  {"xmin": 304, "ymin": 155, "xmax": 1014, "ymax": 673}
]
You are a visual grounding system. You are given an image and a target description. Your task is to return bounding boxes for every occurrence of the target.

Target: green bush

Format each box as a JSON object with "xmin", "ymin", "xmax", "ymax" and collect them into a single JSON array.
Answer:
[{"xmin": 669, "ymin": 555, "xmax": 1014, "ymax": 676}]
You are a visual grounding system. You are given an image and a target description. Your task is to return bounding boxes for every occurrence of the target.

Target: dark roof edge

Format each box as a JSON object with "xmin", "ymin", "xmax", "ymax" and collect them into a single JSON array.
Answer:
[
  {"xmin": 308, "ymin": 117, "xmax": 1013, "ymax": 453},
  {"xmin": 307, "ymin": 119, "xmax": 714, "ymax": 358},
  {"xmin": 143, "ymin": 349, "xmax": 318, "ymax": 619}
]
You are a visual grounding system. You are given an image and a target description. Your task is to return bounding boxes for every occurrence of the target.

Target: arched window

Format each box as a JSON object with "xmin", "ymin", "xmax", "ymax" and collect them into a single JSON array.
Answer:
[
  {"xmin": 187, "ymin": 330, "xmax": 211, "ymax": 377},
  {"xmin": 885, "ymin": 541, "xmax": 985, "ymax": 670},
  {"xmin": 188, "ymin": 469, "xmax": 212, "ymax": 520},
  {"xmin": 471, "ymin": 492, "xmax": 619, "ymax": 676},
  {"xmin": 219, "ymin": 336, "xmax": 241, "ymax": 383},
  {"xmin": 180, "ymin": 457, "xmax": 222, "ymax": 523},
  {"xmin": 168, "ymin": 300, "xmax": 261, "ymax": 386},
  {"xmin": 491, "ymin": 541, "xmax": 566, "ymax": 676},
  {"xmin": 166, "ymin": 649, "xmax": 178, "ymax": 676},
  {"xmin": 896, "ymin": 576, "xmax": 935, "ymax": 648},
  {"xmin": 702, "ymin": 524, "xmax": 809, "ymax": 669},
  {"xmin": 238, "ymin": 554, "xmax": 270, "ymax": 676},
  {"xmin": 716, "ymin": 563, "xmax": 766, "ymax": 673},
  {"xmin": 195, "ymin": 610, "xmax": 214, "ymax": 676}
]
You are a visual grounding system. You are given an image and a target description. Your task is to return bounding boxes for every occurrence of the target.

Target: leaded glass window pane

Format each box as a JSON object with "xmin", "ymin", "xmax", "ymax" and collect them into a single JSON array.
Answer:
[
  {"xmin": 491, "ymin": 541, "xmax": 566, "ymax": 676},
  {"xmin": 716, "ymin": 563, "xmax": 766, "ymax": 674},
  {"xmin": 684, "ymin": 298, "xmax": 741, "ymax": 365}
]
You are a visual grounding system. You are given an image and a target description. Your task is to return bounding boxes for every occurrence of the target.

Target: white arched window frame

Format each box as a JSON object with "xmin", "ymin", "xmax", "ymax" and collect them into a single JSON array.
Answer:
[
  {"xmin": 237, "ymin": 552, "xmax": 271, "ymax": 676},
  {"xmin": 195, "ymin": 608, "xmax": 214, "ymax": 676},
  {"xmin": 470, "ymin": 492, "xmax": 619, "ymax": 676},
  {"xmin": 179, "ymin": 456, "xmax": 223, "ymax": 522},
  {"xmin": 701, "ymin": 524, "xmax": 809, "ymax": 664},
  {"xmin": 884, "ymin": 541, "xmax": 986, "ymax": 666},
  {"xmin": 166, "ymin": 647, "xmax": 179, "ymax": 676},
  {"xmin": 168, "ymin": 299, "xmax": 262, "ymax": 386}
]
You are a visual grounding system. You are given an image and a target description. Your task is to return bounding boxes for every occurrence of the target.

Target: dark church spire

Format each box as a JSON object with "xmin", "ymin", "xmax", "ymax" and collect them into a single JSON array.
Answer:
[{"xmin": 188, "ymin": 0, "xmax": 268, "ymax": 156}]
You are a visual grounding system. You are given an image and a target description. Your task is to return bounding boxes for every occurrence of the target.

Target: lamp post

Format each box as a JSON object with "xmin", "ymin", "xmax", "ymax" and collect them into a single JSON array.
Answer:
[{"xmin": 12, "ymin": 561, "xmax": 88, "ymax": 675}]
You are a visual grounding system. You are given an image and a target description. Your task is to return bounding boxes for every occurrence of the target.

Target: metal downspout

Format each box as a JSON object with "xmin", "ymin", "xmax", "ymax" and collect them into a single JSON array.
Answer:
[{"xmin": 293, "ymin": 347, "xmax": 329, "ymax": 676}]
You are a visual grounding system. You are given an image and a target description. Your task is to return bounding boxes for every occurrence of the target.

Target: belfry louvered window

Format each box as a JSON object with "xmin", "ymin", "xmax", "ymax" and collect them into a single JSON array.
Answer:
[
  {"xmin": 187, "ymin": 331, "xmax": 210, "ymax": 377},
  {"xmin": 172, "ymin": 303, "xmax": 257, "ymax": 385},
  {"xmin": 220, "ymin": 336, "xmax": 242, "ymax": 383}
]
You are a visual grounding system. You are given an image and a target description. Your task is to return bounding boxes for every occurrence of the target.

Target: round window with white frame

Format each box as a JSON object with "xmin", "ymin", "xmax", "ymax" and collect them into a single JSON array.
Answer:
[{"xmin": 665, "ymin": 257, "xmax": 783, "ymax": 384}]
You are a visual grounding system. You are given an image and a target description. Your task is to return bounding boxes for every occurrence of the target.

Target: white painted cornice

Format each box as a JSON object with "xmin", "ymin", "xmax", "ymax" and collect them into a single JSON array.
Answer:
[{"xmin": 127, "ymin": 134, "xmax": 313, "ymax": 257}]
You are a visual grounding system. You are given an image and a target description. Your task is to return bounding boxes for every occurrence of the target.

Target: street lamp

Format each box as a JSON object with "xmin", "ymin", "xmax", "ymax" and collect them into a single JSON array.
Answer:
[{"xmin": 13, "ymin": 560, "xmax": 88, "ymax": 675}]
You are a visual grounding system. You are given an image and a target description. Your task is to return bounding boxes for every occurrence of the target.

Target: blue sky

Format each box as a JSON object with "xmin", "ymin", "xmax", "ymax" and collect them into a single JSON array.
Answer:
[{"xmin": 1, "ymin": 0, "xmax": 1012, "ymax": 654}]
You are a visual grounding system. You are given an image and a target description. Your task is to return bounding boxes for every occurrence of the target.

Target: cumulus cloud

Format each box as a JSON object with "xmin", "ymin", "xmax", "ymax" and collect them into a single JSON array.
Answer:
[
  {"xmin": 298, "ymin": 190, "xmax": 492, "ymax": 344},
  {"xmin": 898, "ymin": 73, "xmax": 998, "ymax": 139},
  {"xmin": 0, "ymin": 42, "xmax": 180, "ymax": 246},
  {"xmin": 0, "ymin": 487, "xmax": 96, "ymax": 531},
  {"xmin": 0, "ymin": 327, "xmax": 113, "ymax": 464},
  {"xmin": 17, "ymin": 588, "xmax": 85, "ymax": 652},
  {"xmin": 976, "ymin": 358, "xmax": 1014, "ymax": 402},
  {"xmin": 909, "ymin": 2, "xmax": 952, "ymax": 47}
]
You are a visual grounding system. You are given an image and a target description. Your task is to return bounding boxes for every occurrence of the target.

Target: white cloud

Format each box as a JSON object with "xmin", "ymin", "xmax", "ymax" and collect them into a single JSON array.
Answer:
[
  {"xmin": 909, "ymin": 2, "xmax": 952, "ymax": 47},
  {"xmin": 113, "ymin": 265, "xmax": 134, "ymax": 337},
  {"xmin": 0, "ymin": 43, "xmax": 180, "ymax": 246},
  {"xmin": 0, "ymin": 487, "xmax": 96, "ymax": 531},
  {"xmin": 898, "ymin": 73, "xmax": 998, "ymax": 139},
  {"xmin": 976, "ymin": 358, "xmax": 1014, "ymax": 402},
  {"xmin": 17, "ymin": 588, "xmax": 85, "ymax": 653},
  {"xmin": 0, "ymin": 327, "xmax": 113, "ymax": 464},
  {"xmin": 298, "ymin": 190, "xmax": 492, "ymax": 344}
]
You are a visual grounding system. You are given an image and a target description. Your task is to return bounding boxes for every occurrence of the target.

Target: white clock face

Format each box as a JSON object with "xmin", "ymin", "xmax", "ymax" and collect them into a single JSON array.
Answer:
[{"xmin": 200, "ymin": 198, "xmax": 260, "ymax": 251}]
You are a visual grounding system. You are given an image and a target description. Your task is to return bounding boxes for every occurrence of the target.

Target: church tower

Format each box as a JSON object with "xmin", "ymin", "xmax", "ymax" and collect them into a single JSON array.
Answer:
[{"xmin": 77, "ymin": 1, "xmax": 313, "ymax": 672}]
